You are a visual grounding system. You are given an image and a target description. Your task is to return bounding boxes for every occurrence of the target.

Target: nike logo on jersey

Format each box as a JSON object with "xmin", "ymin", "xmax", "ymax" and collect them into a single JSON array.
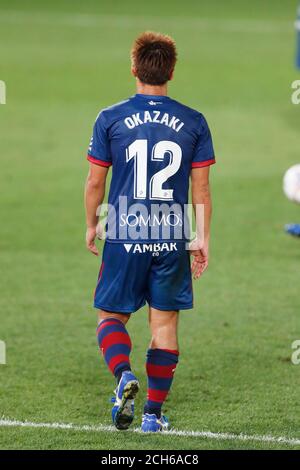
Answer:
[
  {"xmin": 124, "ymin": 111, "xmax": 184, "ymax": 133},
  {"xmin": 123, "ymin": 242, "xmax": 178, "ymax": 254}
]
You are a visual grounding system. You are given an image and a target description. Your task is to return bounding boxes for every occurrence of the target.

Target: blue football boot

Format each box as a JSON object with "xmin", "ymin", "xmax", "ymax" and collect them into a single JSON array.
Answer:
[
  {"xmin": 285, "ymin": 224, "xmax": 300, "ymax": 237},
  {"xmin": 141, "ymin": 413, "xmax": 170, "ymax": 433},
  {"xmin": 111, "ymin": 371, "xmax": 139, "ymax": 430}
]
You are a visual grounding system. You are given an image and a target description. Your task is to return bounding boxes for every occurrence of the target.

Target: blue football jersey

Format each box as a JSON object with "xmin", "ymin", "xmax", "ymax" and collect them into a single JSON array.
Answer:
[{"xmin": 87, "ymin": 94, "xmax": 215, "ymax": 243}]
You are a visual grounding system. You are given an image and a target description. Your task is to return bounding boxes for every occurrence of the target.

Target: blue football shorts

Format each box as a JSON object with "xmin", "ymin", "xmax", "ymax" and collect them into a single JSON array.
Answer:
[{"xmin": 94, "ymin": 241, "xmax": 193, "ymax": 314}]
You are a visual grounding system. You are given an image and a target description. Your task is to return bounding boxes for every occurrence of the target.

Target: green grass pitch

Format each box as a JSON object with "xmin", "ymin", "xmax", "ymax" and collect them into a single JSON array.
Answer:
[{"xmin": 1, "ymin": 0, "xmax": 300, "ymax": 450}]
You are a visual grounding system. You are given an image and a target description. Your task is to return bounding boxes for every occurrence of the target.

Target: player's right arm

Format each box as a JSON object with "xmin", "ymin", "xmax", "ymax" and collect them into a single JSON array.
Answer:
[
  {"xmin": 85, "ymin": 163, "xmax": 109, "ymax": 256},
  {"xmin": 85, "ymin": 111, "xmax": 112, "ymax": 256}
]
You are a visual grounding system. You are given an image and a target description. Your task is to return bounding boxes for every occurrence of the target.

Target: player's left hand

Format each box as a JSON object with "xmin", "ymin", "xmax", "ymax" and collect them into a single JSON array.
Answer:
[{"xmin": 86, "ymin": 226, "xmax": 99, "ymax": 256}]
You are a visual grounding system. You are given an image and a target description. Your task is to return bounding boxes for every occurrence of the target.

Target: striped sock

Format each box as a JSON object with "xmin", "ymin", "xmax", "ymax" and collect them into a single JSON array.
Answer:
[
  {"xmin": 96, "ymin": 318, "xmax": 131, "ymax": 381},
  {"xmin": 144, "ymin": 348, "xmax": 179, "ymax": 418}
]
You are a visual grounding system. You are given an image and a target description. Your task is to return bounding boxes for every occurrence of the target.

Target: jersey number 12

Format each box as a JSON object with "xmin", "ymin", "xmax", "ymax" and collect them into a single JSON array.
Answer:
[{"xmin": 126, "ymin": 139, "xmax": 182, "ymax": 201}]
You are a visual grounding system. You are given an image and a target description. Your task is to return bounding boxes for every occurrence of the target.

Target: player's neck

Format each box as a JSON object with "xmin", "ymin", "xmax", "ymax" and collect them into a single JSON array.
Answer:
[{"xmin": 136, "ymin": 81, "xmax": 168, "ymax": 97}]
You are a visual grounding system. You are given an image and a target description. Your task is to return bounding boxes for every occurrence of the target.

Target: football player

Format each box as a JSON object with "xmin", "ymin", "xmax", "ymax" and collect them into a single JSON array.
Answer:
[{"xmin": 85, "ymin": 31, "xmax": 215, "ymax": 432}]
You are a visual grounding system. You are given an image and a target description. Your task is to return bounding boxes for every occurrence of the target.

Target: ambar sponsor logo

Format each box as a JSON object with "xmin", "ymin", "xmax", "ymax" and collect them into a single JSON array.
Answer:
[{"xmin": 123, "ymin": 242, "xmax": 178, "ymax": 254}]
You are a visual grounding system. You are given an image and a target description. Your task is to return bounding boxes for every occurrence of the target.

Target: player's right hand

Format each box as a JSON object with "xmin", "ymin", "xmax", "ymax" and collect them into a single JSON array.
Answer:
[
  {"xmin": 86, "ymin": 226, "xmax": 99, "ymax": 256},
  {"xmin": 190, "ymin": 242, "xmax": 209, "ymax": 279}
]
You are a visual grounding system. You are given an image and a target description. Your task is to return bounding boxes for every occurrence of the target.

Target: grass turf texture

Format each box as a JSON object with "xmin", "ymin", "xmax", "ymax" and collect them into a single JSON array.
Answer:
[{"xmin": 1, "ymin": 0, "xmax": 300, "ymax": 450}]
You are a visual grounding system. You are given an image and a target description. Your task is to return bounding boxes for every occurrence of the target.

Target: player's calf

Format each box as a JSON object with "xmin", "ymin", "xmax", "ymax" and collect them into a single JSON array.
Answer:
[{"xmin": 96, "ymin": 317, "xmax": 132, "ymax": 382}]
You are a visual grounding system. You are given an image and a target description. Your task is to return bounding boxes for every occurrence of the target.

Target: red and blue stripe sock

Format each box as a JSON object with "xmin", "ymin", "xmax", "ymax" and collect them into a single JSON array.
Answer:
[
  {"xmin": 97, "ymin": 318, "xmax": 132, "ymax": 382},
  {"xmin": 144, "ymin": 348, "xmax": 179, "ymax": 418}
]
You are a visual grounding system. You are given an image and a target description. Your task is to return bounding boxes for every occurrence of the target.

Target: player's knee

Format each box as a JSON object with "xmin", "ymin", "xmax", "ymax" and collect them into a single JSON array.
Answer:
[
  {"xmin": 150, "ymin": 309, "xmax": 178, "ymax": 329},
  {"xmin": 98, "ymin": 310, "xmax": 130, "ymax": 325},
  {"xmin": 150, "ymin": 312, "xmax": 178, "ymax": 349}
]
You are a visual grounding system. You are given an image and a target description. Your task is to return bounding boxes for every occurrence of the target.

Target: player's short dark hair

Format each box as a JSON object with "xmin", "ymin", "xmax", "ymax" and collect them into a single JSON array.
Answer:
[{"xmin": 131, "ymin": 31, "xmax": 177, "ymax": 86}]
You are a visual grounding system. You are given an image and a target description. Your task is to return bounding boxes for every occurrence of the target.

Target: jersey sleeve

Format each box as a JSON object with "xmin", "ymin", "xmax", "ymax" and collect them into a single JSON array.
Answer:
[
  {"xmin": 87, "ymin": 112, "xmax": 112, "ymax": 167},
  {"xmin": 191, "ymin": 115, "xmax": 216, "ymax": 168}
]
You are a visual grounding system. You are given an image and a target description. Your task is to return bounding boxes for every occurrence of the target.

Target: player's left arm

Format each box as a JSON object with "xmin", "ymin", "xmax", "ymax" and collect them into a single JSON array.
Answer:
[
  {"xmin": 85, "ymin": 163, "xmax": 109, "ymax": 256},
  {"xmin": 190, "ymin": 166, "xmax": 212, "ymax": 279}
]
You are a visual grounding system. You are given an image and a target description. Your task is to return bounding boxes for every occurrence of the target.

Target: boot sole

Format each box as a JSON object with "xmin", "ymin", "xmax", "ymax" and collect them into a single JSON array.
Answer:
[{"xmin": 114, "ymin": 380, "xmax": 139, "ymax": 430}]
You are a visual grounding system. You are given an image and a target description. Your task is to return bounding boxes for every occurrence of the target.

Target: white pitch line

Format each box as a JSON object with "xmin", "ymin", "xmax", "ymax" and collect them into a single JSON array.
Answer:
[{"xmin": 1, "ymin": 418, "xmax": 300, "ymax": 447}]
